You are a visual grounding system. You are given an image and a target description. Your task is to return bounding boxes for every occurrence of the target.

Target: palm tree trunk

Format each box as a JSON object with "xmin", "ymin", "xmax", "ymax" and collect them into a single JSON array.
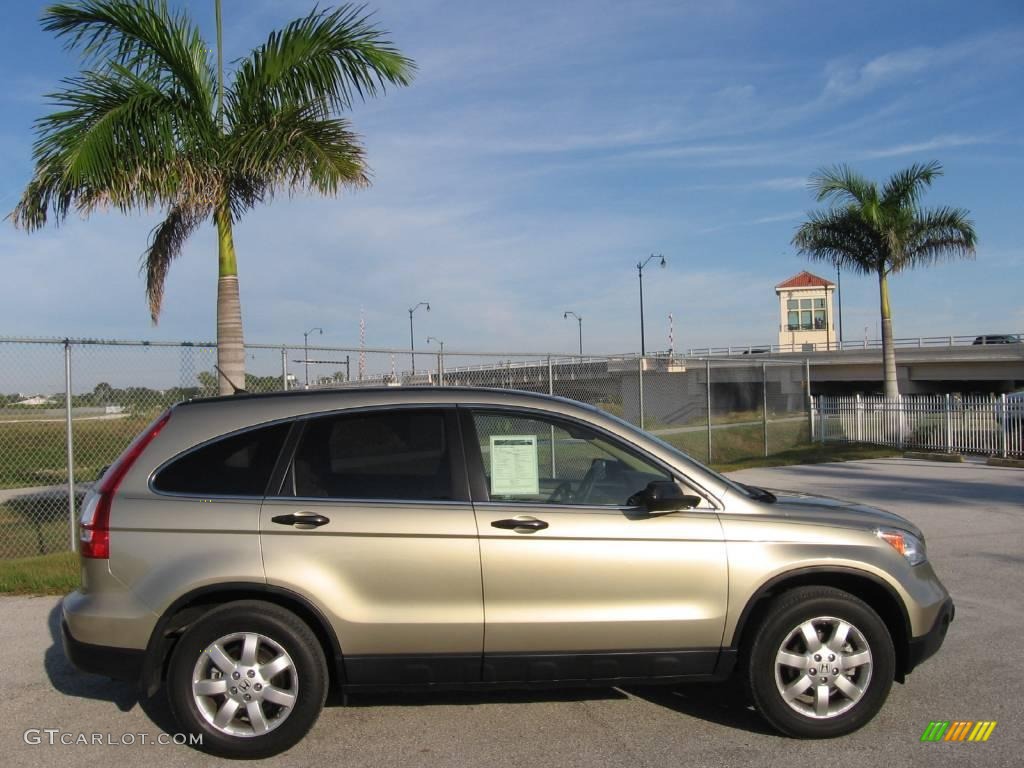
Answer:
[
  {"xmin": 215, "ymin": 203, "xmax": 246, "ymax": 395},
  {"xmin": 878, "ymin": 269, "xmax": 898, "ymax": 398}
]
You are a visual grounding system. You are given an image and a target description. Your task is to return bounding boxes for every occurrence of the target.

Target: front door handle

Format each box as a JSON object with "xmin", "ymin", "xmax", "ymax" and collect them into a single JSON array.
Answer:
[
  {"xmin": 271, "ymin": 512, "xmax": 330, "ymax": 529},
  {"xmin": 491, "ymin": 516, "xmax": 549, "ymax": 533}
]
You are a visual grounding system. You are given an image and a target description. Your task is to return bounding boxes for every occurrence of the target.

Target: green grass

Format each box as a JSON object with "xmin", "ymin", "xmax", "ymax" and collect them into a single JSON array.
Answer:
[
  {"xmin": 0, "ymin": 502, "xmax": 75, "ymax": 559},
  {"xmin": 0, "ymin": 550, "xmax": 78, "ymax": 595},
  {"xmin": 713, "ymin": 442, "xmax": 901, "ymax": 473},
  {"xmin": 0, "ymin": 413, "xmax": 160, "ymax": 489},
  {"xmin": 655, "ymin": 419, "xmax": 813, "ymax": 465}
]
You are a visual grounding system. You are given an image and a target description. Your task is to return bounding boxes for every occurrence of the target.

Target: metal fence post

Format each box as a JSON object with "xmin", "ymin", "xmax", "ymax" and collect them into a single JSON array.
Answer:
[
  {"xmin": 281, "ymin": 346, "xmax": 288, "ymax": 391},
  {"xmin": 855, "ymin": 393, "xmax": 863, "ymax": 442},
  {"xmin": 762, "ymin": 361, "xmax": 768, "ymax": 457},
  {"xmin": 706, "ymin": 359, "xmax": 712, "ymax": 463},
  {"xmin": 897, "ymin": 394, "xmax": 905, "ymax": 448},
  {"xmin": 1001, "ymin": 393, "xmax": 1008, "ymax": 458},
  {"xmin": 548, "ymin": 356, "xmax": 556, "ymax": 478},
  {"xmin": 638, "ymin": 356, "xmax": 645, "ymax": 430},
  {"xmin": 945, "ymin": 393, "xmax": 952, "ymax": 452},
  {"xmin": 64, "ymin": 339, "xmax": 76, "ymax": 551},
  {"xmin": 805, "ymin": 358, "xmax": 813, "ymax": 443}
]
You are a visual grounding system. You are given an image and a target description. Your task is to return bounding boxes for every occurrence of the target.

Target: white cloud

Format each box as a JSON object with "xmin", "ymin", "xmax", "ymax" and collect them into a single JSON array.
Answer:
[{"xmin": 860, "ymin": 133, "xmax": 991, "ymax": 159}]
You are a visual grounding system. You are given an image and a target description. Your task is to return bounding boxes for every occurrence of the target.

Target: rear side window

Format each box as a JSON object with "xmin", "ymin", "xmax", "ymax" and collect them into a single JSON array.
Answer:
[
  {"xmin": 291, "ymin": 409, "xmax": 452, "ymax": 500},
  {"xmin": 153, "ymin": 422, "xmax": 290, "ymax": 496}
]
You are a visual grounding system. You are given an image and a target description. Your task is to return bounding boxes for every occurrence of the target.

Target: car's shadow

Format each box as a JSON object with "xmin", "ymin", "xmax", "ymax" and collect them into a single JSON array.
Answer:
[
  {"xmin": 622, "ymin": 683, "xmax": 775, "ymax": 735},
  {"xmin": 44, "ymin": 601, "xmax": 179, "ymax": 733},
  {"xmin": 46, "ymin": 601, "xmax": 771, "ymax": 736}
]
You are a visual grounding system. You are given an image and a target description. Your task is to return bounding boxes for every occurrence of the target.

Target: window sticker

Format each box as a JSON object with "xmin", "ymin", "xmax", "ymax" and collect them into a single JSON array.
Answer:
[{"xmin": 489, "ymin": 435, "xmax": 539, "ymax": 496}]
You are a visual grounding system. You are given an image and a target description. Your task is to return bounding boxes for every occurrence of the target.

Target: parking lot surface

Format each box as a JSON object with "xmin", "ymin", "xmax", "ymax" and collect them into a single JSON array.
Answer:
[{"xmin": 3, "ymin": 458, "xmax": 1021, "ymax": 767}]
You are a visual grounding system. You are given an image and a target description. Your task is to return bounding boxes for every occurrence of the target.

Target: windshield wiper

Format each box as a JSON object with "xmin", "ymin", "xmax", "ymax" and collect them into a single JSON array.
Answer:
[{"xmin": 742, "ymin": 483, "xmax": 776, "ymax": 503}]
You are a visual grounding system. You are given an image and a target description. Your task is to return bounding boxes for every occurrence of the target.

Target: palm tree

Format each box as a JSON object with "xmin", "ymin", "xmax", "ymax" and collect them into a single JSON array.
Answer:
[
  {"xmin": 12, "ymin": 0, "xmax": 413, "ymax": 394},
  {"xmin": 792, "ymin": 161, "xmax": 976, "ymax": 397}
]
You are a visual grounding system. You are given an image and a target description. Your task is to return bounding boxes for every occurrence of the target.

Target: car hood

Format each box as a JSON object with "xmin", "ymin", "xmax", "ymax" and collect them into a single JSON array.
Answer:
[{"xmin": 755, "ymin": 488, "xmax": 923, "ymax": 538}]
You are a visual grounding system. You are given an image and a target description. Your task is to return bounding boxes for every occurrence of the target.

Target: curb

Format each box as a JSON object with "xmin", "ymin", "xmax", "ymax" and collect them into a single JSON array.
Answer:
[
  {"xmin": 902, "ymin": 451, "xmax": 963, "ymax": 463},
  {"xmin": 986, "ymin": 457, "xmax": 1024, "ymax": 469}
]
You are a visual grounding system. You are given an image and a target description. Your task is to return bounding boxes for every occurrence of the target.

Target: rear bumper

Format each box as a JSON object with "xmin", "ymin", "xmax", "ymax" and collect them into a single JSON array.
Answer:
[
  {"xmin": 61, "ymin": 618, "xmax": 144, "ymax": 682},
  {"xmin": 906, "ymin": 597, "xmax": 954, "ymax": 674}
]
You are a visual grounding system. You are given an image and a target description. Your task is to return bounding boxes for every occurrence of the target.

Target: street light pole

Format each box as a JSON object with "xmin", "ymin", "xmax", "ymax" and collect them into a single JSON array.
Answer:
[
  {"xmin": 303, "ymin": 327, "xmax": 323, "ymax": 388},
  {"xmin": 427, "ymin": 336, "xmax": 445, "ymax": 385},
  {"xmin": 408, "ymin": 302, "xmax": 430, "ymax": 372},
  {"xmin": 636, "ymin": 254, "xmax": 666, "ymax": 355},
  {"xmin": 563, "ymin": 311, "xmax": 583, "ymax": 355},
  {"xmin": 835, "ymin": 264, "xmax": 844, "ymax": 349}
]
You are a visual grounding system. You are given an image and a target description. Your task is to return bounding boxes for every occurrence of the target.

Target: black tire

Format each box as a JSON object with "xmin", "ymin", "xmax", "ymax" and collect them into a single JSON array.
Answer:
[
  {"xmin": 167, "ymin": 600, "xmax": 328, "ymax": 759},
  {"xmin": 747, "ymin": 586, "xmax": 895, "ymax": 738}
]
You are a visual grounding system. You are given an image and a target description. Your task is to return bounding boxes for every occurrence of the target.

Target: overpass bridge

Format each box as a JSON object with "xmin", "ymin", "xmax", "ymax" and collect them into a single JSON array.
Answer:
[{"xmin": 316, "ymin": 333, "xmax": 1024, "ymax": 425}]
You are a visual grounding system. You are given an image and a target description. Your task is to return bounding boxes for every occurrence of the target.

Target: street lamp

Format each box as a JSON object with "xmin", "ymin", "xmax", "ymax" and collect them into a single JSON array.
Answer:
[
  {"xmin": 426, "ymin": 336, "xmax": 445, "ymax": 385},
  {"xmin": 303, "ymin": 327, "xmax": 322, "ymax": 387},
  {"xmin": 835, "ymin": 263, "xmax": 844, "ymax": 349},
  {"xmin": 563, "ymin": 311, "xmax": 583, "ymax": 355},
  {"xmin": 408, "ymin": 302, "xmax": 430, "ymax": 372},
  {"xmin": 636, "ymin": 254, "xmax": 666, "ymax": 355}
]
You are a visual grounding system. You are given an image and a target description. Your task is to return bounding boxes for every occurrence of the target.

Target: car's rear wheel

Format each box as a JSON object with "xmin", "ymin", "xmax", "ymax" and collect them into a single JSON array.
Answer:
[
  {"xmin": 747, "ymin": 586, "xmax": 895, "ymax": 738},
  {"xmin": 167, "ymin": 600, "xmax": 328, "ymax": 758}
]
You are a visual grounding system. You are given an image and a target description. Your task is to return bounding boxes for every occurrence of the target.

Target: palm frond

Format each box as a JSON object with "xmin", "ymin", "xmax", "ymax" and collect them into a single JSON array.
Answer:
[
  {"xmin": 143, "ymin": 203, "xmax": 208, "ymax": 321},
  {"xmin": 43, "ymin": 0, "xmax": 215, "ymax": 115},
  {"xmin": 809, "ymin": 164, "xmax": 878, "ymax": 210},
  {"xmin": 228, "ymin": 4, "xmax": 415, "ymax": 127},
  {"xmin": 12, "ymin": 64, "xmax": 216, "ymax": 228},
  {"xmin": 897, "ymin": 206, "xmax": 977, "ymax": 272},
  {"xmin": 226, "ymin": 108, "xmax": 369, "ymax": 213},
  {"xmin": 880, "ymin": 160, "xmax": 942, "ymax": 209},
  {"xmin": 792, "ymin": 208, "xmax": 884, "ymax": 276}
]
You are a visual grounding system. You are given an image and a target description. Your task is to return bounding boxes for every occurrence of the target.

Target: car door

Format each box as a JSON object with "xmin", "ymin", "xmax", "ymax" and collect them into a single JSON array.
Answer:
[
  {"xmin": 463, "ymin": 406, "xmax": 727, "ymax": 683},
  {"xmin": 260, "ymin": 406, "xmax": 483, "ymax": 685}
]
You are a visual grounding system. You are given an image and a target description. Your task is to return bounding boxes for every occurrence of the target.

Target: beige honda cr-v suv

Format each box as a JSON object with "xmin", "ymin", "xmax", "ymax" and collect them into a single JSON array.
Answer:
[{"xmin": 62, "ymin": 388, "xmax": 953, "ymax": 758}]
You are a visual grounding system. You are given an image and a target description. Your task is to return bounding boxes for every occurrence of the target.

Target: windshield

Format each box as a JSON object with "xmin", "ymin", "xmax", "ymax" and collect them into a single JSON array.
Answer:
[{"xmin": 594, "ymin": 407, "xmax": 759, "ymax": 499}]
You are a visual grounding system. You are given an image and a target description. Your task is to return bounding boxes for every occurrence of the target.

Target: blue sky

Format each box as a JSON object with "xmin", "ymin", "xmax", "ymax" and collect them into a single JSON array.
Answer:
[{"xmin": 1, "ymin": 0, "xmax": 1022, "ymax": 354}]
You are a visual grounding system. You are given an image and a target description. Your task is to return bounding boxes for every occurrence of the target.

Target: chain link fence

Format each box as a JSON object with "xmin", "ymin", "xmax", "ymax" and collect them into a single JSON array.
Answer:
[{"xmin": 0, "ymin": 338, "xmax": 810, "ymax": 559}]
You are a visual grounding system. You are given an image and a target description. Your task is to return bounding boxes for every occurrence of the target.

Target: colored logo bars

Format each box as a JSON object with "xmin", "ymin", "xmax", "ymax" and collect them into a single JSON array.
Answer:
[{"xmin": 920, "ymin": 721, "xmax": 997, "ymax": 742}]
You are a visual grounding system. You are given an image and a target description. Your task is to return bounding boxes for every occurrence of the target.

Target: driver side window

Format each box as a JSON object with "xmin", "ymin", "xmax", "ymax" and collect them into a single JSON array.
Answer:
[{"xmin": 470, "ymin": 410, "xmax": 671, "ymax": 506}]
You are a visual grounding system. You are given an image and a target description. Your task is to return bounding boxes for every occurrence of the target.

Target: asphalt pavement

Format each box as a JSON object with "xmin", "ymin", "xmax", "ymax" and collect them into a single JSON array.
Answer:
[{"xmin": 3, "ymin": 457, "xmax": 1021, "ymax": 767}]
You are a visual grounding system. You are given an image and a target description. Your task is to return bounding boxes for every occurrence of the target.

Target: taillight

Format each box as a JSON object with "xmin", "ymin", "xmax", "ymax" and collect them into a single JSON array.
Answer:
[{"xmin": 80, "ymin": 409, "xmax": 172, "ymax": 559}]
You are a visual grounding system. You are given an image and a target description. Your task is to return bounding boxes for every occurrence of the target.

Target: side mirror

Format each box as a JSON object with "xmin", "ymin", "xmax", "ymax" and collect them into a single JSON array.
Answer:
[{"xmin": 628, "ymin": 480, "xmax": 701, "ymax": 512}]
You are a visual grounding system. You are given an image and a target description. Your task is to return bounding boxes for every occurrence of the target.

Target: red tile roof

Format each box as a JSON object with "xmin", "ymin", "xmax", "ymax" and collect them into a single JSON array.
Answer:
[{"xmin": 776, "ymin": 270, "xmax": 835, "ymax": 289}]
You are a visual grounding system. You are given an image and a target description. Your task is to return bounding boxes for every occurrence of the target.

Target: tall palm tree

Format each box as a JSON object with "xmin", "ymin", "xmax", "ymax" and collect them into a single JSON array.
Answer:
[
  {"xmin": 792, "ymin": 161, "xmax": 976, "ymax": 397},
  {"xmin": 12, "ymin": 0, "xmax": 414, "ymax": 394}
]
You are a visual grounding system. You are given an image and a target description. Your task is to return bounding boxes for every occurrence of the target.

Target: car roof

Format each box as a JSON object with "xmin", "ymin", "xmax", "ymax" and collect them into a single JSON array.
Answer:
[{"xmin": 179, "ymin": 386, "xmax": 593, "ymax": 411}]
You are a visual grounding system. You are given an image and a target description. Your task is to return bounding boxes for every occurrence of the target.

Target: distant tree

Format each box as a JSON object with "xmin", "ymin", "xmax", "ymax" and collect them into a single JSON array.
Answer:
[
  {"xmin": 93, "ymin": 381, "xmax": 114, "ymax": 403},
  {"xmin": 12, "ymin": 0, "xmax": 414, "ymax": 394},
  {"xmin": 792, "ymin": 161, "xmax": 976, "ymax": 396},
  {"xmin": 196, "ymin": 371, "xmax": 217, "ymax": 394}
]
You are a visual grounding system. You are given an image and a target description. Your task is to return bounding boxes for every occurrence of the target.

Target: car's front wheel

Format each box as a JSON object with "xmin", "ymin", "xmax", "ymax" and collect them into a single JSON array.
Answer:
[
  {"xmin": 747, "ymin": 586, "xmax": 895, "ymax": 738},
  {"xmin": 167, "ymin": 600, "xmax": 328, "ymax": 758}
]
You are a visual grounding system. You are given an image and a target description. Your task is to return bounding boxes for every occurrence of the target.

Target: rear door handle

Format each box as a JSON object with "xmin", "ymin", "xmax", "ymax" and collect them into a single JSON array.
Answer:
[
  {"xmin": 271, "ymin": 512, "xmax": 330, "ymax": 529},
  {"xmin": 491, "ymin": 516, "xmax": 549, "ymax": 533}
]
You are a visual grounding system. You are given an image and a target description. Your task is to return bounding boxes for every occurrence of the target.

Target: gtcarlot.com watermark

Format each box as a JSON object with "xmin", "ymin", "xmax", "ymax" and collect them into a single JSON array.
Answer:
[{"xmin": 24, "ymin": 729, "xmax": 202, "ymax": 747}]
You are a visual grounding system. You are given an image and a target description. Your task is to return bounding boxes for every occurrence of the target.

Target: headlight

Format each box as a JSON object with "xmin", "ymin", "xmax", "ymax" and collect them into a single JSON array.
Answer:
[{"xmin": 876, "ymin": 528, "xmax": 927, "ymax": 566}]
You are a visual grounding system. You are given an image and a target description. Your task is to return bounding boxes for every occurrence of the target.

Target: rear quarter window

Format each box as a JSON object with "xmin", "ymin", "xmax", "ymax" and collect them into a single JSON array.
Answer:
[{"xmin": 153, "ymin": 422, "xmax": 290, "ymax": 496}]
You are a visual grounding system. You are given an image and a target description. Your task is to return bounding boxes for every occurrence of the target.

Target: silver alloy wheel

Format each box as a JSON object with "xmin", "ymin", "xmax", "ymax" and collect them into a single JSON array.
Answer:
[
  {"xmin": 773, "ymin": 615, "xmax": 873, "ymax": 719},
  {"xmin": 191, "ymin": 631, "xmax": 299, "ymax": 738}
]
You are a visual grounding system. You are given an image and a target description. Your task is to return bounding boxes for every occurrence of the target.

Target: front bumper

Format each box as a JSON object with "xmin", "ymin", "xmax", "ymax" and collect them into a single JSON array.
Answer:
[
  {"xmin": 906, "ymin": 597, "xmax": 954, "ymax": 674},
  {"xmin": 61, "ymin": 618, "xmax": 144, "ymax": 682}
]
